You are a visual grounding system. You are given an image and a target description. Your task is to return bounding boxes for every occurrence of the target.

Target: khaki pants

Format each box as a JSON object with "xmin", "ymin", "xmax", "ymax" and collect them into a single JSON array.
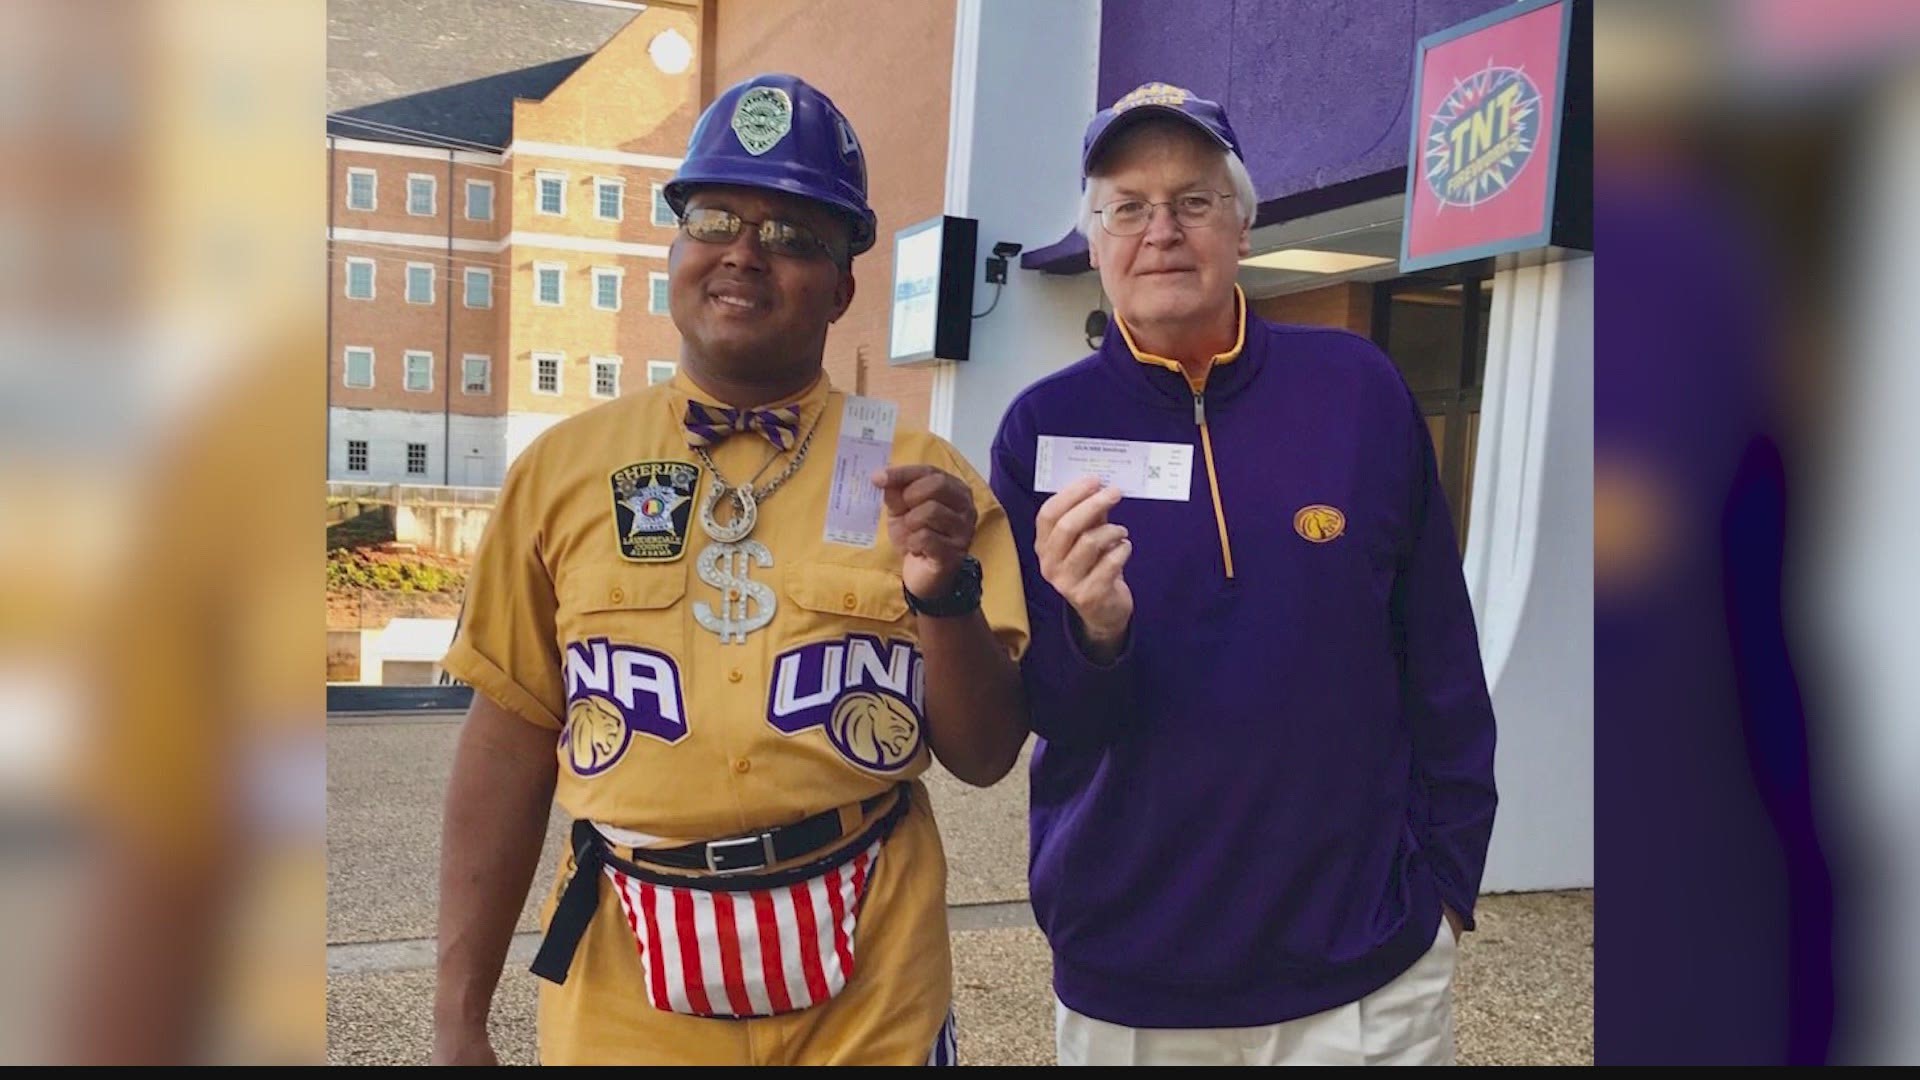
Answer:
[{"xmin": 1056, "ymin": 919, "xmax": 1459, "ymax": 1066}]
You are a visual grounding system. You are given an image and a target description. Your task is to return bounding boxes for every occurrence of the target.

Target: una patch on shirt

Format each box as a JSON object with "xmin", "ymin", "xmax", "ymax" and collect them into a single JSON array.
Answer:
[
  {"xmin": 766, "ymin": 634, "xmax": 926, "ymax": 774},
  {"xmin": 562, "ymin": 638, "xmax": 687, "ymax": 776},
  {"xmin": 611, "ymin": 460, "xmax": 699, "ymax": 562}
]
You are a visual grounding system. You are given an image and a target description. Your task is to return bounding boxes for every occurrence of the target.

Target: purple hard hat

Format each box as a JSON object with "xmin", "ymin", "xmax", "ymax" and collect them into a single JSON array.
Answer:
[{"xmin": 664, "ymin": 73, "xmax": 877, "ymax": 256}]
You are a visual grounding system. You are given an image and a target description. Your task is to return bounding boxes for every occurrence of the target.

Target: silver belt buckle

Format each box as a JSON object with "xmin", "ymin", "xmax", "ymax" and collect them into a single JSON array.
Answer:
[{"xmin": 705, "ymin": 832, "xmax": 775, "ymax": 874}]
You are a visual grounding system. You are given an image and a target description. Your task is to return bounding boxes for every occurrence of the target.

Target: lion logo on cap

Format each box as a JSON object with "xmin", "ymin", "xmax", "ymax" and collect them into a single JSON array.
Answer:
[{"xmin": 1114, "ymin": 82, "xmax": 1194, "ymax": 112}]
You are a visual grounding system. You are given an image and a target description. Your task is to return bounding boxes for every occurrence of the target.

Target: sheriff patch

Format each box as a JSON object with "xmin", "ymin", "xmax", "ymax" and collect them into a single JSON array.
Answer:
[
  {"xmin": 611, "ymin": 460, "xmax": 699, "ymax": 562},
  {"xmin": 766, "ymin": 634, "xmax": 926, "ymax": 774}
]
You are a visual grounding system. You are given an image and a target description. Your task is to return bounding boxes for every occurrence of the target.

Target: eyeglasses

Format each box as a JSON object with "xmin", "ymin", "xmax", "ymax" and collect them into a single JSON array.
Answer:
[
  {"xmin": 1094, "ymin": 190, "xmax": 1236, "ymax": 237},
  {"xmin": 679, "ymin": 207, "xmax": 843, "ymax": 262}
]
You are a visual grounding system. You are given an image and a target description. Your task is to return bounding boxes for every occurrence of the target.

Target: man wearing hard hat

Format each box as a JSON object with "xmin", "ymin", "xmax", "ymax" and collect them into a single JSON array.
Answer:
[{"xmin": 433, "ymin": 73, "xmax": 1030, "ymax": 1066}]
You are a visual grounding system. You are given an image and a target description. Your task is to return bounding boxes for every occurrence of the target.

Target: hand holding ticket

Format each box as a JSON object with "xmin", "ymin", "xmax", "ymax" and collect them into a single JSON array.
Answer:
[{"xmin": 1033, "ymin": 435, "xmax": 1194, "ymax": 501}]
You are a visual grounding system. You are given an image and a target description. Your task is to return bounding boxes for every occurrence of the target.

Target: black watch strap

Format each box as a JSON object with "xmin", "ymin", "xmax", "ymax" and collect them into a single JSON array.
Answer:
[{"xmin": 903, "ymin": 554, "xmax": 983, "ymax": 617}]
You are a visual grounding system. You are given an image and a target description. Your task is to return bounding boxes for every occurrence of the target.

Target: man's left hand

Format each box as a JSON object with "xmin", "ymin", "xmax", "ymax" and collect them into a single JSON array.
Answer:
[{"xmin": 874, "ymin": 465, "xmax": 978, "ymax": 599}]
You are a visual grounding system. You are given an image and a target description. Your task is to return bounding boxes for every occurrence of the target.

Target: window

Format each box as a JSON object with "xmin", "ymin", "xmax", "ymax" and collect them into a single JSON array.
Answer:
[
  {"xmin": 462, "ymin": 355, "xmax": 491, "ymax": 394},
  {"xmin": 346, "ymin": 168, "xmax": 376, "ymax": 211},
  {"xmin": 464, "ymin": 267, "xmax": 492, "ymax": 309},
  {"xmin": 592, "ymin": 267, "xmax": 623, "ymax": 312},
  {"xmin": 406, "ymin": 442, "xmax": 428, "ymax": 476},
  {"xmin": 1371, "ymin": 273, "xmax": 1494, "ymax": 553},
  {"xmin": 535, "ymin": 262, "xmax": 564, "ymax": 306},
  {"xmin": 346, "ymin": 439, "xmax": 368, "ymax": 473},
  {"xmin": 650, "ymin": 183, "xmax": 674, "ymax": 226},
  {"xmin": 533, "ymin": 353, "xmax": 562, "ymax": 395},
  {"xmin": 648, "ymin": 271, "xmax": 669, "ymax": 314},
  {"xmin": 465, "ymin": 179, "xmax": 493, "ymax": 221},
  {"xmin": 407, "ymin": 173, "xmax": 436, "ymax": 216},
  {"xmin": 344, "ymin": 257, "xmax": 375, "ymax": 300},
  {"xmin": 343, "ymin": 347, "xmax": 374, "ymax": 389},
  {"xmin": 595, "ymin": 177, "xmax": 625, "ymax": 222},
  {"xmin": 404, "ymin": 350, "xmax": 433, "ymax": 393},
  {"xmin": 592, "ymin": 356, "xmax": 621, "ymax": 399},
  {"xmin": 646, "ymin": 359, "xmax": 676, "ymax": 386},
  {"xmin": 406, "ymin": 262, "xmax": 434, "ymax": 304},
  {"xmin": 537, "ymin": 171, "xmax": 566, "ymax": 216}
]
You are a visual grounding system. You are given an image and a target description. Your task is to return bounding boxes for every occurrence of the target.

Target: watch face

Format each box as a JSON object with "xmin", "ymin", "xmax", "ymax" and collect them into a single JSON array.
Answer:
[{"xmin": 911, "ymin": 556, "xmax": 981, "ymax": 615}]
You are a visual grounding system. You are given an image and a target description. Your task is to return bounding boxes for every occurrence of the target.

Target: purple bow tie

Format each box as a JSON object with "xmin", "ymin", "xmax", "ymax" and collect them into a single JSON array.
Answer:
[{"xmin": 683, "ymin": 400, "xmax": 802, "ymax": 451}]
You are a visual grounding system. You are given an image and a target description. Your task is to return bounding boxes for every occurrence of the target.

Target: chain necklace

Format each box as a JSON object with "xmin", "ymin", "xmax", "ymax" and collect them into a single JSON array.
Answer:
[
  {"xmin": 689, "ymin": 399, "xmax": 827, "ymax": 644},
  {"xmin": 691, "ymin": 403, "xmax": 824, "ymax": 543}
]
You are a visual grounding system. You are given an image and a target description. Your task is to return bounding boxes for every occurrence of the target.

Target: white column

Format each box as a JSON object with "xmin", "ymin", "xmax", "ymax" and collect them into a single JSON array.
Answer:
[
  {"xmin": 936, "ymin": 0, "xmax": 1107, "ymax": 465},
  {"xmin": 1464, "ymin": 252, "xmax": 1595, "ymax": 892}
]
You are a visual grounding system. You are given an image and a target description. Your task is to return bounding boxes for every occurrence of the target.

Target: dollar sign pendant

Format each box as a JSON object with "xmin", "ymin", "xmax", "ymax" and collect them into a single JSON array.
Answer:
[{"xmin": 694, "ymin": 541, "xmax": 776, "ymax": 644}]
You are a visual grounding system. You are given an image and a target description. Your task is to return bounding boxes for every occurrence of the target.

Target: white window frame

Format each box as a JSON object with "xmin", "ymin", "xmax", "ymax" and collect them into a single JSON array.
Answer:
[
  {"xmin": 647, "ymin": 271, "xmax": 670, "ymax": 315},
  {"xmin": 532, "ymin": 352, "xmax": 563, "ymax": 396},
  {"xmin": 464, "ymin": 267, "xmax": 492, "ymax": 309},
  {"xmin": 650, "ymin": 182, "xmax": 674, "ymax": 226},
  {"xmin": 405, "ymin": 261, "xmax": 435, "ymax": 305},
  {"xmin": 536, "ymin": 170, "xmax": 567, "ymax": 216},
  {"xmin": 594, "ymin": 176, "xmax": 625, "ymax": 222},
  {"xmin": 407, "ymin": 172, "xmax": 436, "ymax": 217},
  {"xmin": 591, "ymin": 356, "xmax": 623, "ymax": 400},
  {"xmin": 343, "ymin": 346, "xmax": 375, "ymax": 389},
  {"xmin": 346, "ymin": 167, "xmax": 377, "ymax": 212},
  {"xmin": 534, "ymin": 262, "xmax": 565, "ymax": 306},
  {"xmin": 344, "ymin": 256, "xmax": 375, "ymax": 300},
  {"xmin": 403, "ymin": 350, "xmax": 434, "ymax": 393},
  {"xmin": 406, "ymin": 442, "xmax": 429, "ymax": 477},
  {"xmin": 346, "ymin": 439, "xmax": 370, "ymax": 474},
  {"xmin": 462, "ymin": 354, "xmax": 491, "ymax": 395},
  {"xmin": 646, "ymin": 359, "xmax": 677, "ymax": 386},
  {"xmin": 464, "ymin": 178, "xmax": 494, "ymax": 221},
  {"xmin": 592, "ymin": 266, "xmax": 624, "ymax": 312}
]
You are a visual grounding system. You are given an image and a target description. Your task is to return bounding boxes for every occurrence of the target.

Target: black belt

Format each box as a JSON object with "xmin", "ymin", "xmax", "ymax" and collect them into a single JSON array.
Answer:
[
  {"xmin": 632, "ymin": 790, "xmax": 893, "ymax": 874},
  {"xmin": 530, "ymin": 785, "xmax": 909, "ymax": 986}
]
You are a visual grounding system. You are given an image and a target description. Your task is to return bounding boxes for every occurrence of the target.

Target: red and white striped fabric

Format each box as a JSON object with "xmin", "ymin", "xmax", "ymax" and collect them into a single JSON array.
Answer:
[{"xmin": 603, "ymin": 839, "xmax": 883, "ymax": 1019}]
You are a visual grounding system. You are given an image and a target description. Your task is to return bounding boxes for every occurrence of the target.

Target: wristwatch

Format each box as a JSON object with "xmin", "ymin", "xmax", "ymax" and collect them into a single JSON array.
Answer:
[{"xmin": 903, "ymin": 554, "xmax": 983, "ymax": 617}]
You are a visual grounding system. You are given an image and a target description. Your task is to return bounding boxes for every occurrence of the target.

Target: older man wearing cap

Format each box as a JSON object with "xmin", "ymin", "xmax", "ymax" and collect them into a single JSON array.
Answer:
[
  {"xmin": 987, "ymin": 83, "xmax": 1500, "ymax": 1066},
  {"xmin": 432, "ymin": 73, "xmax": 1030, "ymax": 1066}
]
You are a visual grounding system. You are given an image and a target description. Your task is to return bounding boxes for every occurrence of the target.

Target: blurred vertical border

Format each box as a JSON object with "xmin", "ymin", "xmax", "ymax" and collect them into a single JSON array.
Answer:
[
  {"xmin": 1597, "ymin": 0, "xmax": 1920, "ymax": 1065},
  {"xmin": 0, "ymin": 0, "xmax": 325, "ymax": 1064}
]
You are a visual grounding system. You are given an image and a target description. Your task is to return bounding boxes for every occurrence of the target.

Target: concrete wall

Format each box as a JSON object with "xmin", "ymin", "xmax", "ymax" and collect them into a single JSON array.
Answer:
[
  {"xmin": 327, "ymin": 630, "xmax": 365, "ymax": 683},
  {"xmin": 381, "ymin": 660, "xmax": 441, "ymax": 687},
  {"xmin": 393, "ymin": 503, "xmax": 495, "ymax": 560}
]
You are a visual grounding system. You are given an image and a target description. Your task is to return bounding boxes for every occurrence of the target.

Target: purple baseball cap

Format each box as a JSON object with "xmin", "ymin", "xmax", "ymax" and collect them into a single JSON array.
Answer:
[{"xmin": 1081, "ymin": 82, "xmax": 1245, "ymax": 177}]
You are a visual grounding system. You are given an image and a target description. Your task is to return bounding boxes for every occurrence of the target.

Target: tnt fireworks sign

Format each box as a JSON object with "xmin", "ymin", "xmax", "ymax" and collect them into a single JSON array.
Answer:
[{"xmin": 1401, "ymin": 0, "xmax": 1576, "ymax": 271}]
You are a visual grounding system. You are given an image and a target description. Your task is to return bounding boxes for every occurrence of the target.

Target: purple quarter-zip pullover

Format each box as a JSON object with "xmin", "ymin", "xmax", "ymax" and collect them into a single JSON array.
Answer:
[{"xmin": 988, "ymin": 300, "xmax": 1499, "ymax": 1028}]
